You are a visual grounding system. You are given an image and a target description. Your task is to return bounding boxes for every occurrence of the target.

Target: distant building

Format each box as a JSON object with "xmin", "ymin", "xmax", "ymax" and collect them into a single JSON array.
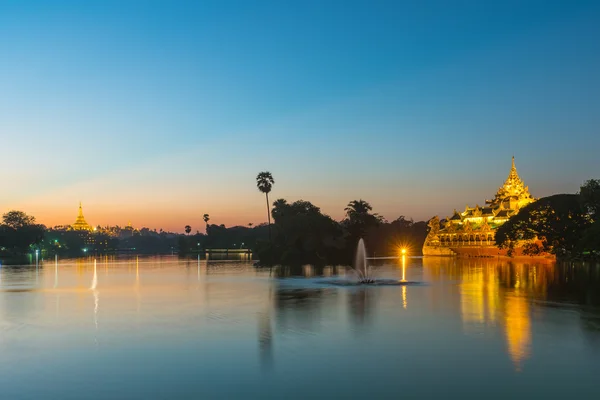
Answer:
[
  {"xmin": 423, "ymin": 157, "xmax": 537, "ymax": 256},
  {"xmin": 71, "ymin": 202, "xmax": 93, "ymax": 232}
]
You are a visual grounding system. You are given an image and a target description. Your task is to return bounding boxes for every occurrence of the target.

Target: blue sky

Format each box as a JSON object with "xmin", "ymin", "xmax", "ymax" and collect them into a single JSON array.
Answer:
[{"xmin": 1, "ymin": 0, "xmax": 599, "ymax": 230}]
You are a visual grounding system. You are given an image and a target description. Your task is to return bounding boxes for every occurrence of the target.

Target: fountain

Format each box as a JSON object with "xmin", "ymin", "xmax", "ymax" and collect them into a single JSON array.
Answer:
[
  {"xmin": 337, "ymin": 238, "xmax": 418, "ymax": 286},
  {"xmin": 353, "ymin": 238, "xmax": 375, "ymax": 284}
]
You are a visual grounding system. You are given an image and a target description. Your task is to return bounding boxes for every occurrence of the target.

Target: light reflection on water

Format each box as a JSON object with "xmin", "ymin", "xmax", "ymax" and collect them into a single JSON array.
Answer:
[{"xmin": 0, "ymin": 256, "xmax": 599, "ymax": 399}]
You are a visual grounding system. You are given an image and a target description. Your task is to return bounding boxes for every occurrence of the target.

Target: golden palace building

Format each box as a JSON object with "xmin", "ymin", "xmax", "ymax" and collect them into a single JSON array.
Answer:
[{"xmin": 423, "ymin": 157, "xmax": 536, "ymax": 257}]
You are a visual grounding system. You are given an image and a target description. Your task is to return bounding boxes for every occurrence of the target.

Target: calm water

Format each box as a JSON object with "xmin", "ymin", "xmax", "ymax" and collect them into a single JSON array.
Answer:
[{"xmin": 1, "ymin": 257, "xmax": 599, "ymax": 399}]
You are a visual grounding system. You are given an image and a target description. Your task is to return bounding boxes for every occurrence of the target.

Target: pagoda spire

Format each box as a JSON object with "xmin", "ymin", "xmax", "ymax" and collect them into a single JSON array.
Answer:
[
  {"xmin": 504, "ymin": 156, "xmax": 522, "ymax": 187},
  {"xmin": 73, "ymin": 202, "xmax": 92, "ymax": 231}
]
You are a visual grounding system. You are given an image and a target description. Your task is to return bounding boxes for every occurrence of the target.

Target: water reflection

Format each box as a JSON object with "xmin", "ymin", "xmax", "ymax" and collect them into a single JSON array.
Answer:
[
  {"xmin": 258, "ymin": 310, "xmax": 273, "ymax": 370},
  {"xmin": 348, "ymin": 288, "xmax": 375, "ymax": 330},
  {"xmin": 422, "ymin": 258, "xmax": 600, "ymax": 371},
  {"xmin": 504, "ymin": 293, "xmax": 530, "ymax": 371},
  {"xmin": 273, "ymin": 285, "xmax": 328, "ymax": 335},
  {"xmin": 54, "ymin": 256, "xmax": 58, "ymax": 289},
  {"xmin": 91, "ymin": 259, "xmax": 99, "ymax": 347},
  {"xmin": 0, "ymin": 257, "xmax": 599, "ymax": 399},
  {"xmin": 258, "ymin": 286, "xmax": 274, "ymax": 371},
  {"xmin": 273, "ymin": 264, "xmax": 342, "ymax": 278}
]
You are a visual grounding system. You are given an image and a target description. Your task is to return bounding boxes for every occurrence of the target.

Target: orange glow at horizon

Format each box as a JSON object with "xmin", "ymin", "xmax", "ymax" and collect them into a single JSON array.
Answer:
[{"xmin": 0, "ymin": 146, "xmax": 496, "ymax": 233}]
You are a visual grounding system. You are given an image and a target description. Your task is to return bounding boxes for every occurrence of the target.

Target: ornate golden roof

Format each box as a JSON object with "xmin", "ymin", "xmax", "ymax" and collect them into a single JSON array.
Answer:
[
  {"xmin": 495, "ymin": 157, "xmax": 529, "ymax": 198},
  {"xmin": 72, "ymin": 202, "xmax": 93, "ymax": 231},
  {"xmin": 483, "ymin": 156, "xmax": 534, "ymax": 210}
]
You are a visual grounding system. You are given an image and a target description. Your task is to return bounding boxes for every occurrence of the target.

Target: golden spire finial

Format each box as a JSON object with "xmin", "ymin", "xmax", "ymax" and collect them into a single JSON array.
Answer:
[{"xmin": 505, "ymin": 156, "xmax": 521, "ymax": 185}]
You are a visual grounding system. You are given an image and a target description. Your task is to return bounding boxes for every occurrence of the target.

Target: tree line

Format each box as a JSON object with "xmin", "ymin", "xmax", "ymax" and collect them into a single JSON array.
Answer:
[
  {"xmin": 254, "ymin": 197, "xmax": 427, "ymax": 266},
  {"xmin": 0, "ymin": 192, "xmax": 427, "ymax": 266},
  {"xmin": 4, "ymin": 170, "xmax": 595, "ymax": 265}
]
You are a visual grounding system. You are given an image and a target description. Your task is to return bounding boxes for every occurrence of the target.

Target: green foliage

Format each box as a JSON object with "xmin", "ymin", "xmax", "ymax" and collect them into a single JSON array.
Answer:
[
  {"xmin": 580, "ymin": 179, "xmax": 600, "ymax": 221},
  {"xmin": 264, "ymin": 199, "xmax": 347, "ymax": 265},
  {"xmin": 522, "ymin": 242, "xmax": 543, "ymax": 256},
  {"xmin": 577, "ymin": 221, "xmax": 600, "ymax": 254},
  {"xmin": 343, "ymin": 199, "xmax": 384, "ymax": 240},
  {"xmin": 495, "ymin": 194, "xmax": 590, "ymax": 256},
  {"xmin": 256, "ymin": 199, "xmax": 430, "ymax": 266},
  {"xmin": 0, "ymin": 211, "xmax": 45, "ymax": 256},
  {"xmin": 2, "ymin": 210, "xmax": 36, "ymax": 229}
]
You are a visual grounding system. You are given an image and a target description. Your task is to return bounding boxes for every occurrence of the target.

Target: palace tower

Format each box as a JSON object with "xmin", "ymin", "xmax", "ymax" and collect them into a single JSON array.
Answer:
[{"xmin": 423, "ymin": 157, "xmax": 536, "ymax": 256}]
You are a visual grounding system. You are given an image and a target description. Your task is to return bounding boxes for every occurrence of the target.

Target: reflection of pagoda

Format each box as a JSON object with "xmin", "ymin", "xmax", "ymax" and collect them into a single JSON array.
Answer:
[
  {"xmin": 504, "ymin": 294, "xmax": 531, "ymax": 372},
  {"xmin": 424, "ymin": 157, "xmax": 536, "ymax": 256},
  {"xmin": 72, "ymin": 202, "xmax": 93, "ymax": 231}
]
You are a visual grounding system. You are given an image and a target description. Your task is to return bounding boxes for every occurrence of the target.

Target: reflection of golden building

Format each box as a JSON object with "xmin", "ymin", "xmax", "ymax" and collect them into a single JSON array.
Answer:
[
  {"xmin": 459, "ymin": 264, "xmax": 499, "ymax": 330},
  {"xmin": 420, "ymin": 258, "xmax": 538, "ymax": 371},
  {"xmin": 454, "ymin": 261, "xmax": 533, "ymax": 372},
  {"xmin": 423, "ymin": 157, "xmax": 536, "ymax": 256},
  {"xmin": 504, "ymin": 294, "xmax": 531, "ymax": 371},
  {"xmin": 71, "ymin": 202, "xmax": 93, "ymax": 232}
]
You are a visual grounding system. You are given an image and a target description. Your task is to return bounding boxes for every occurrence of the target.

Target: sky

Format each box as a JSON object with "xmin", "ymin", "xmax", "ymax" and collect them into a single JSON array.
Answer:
[{"xmin": 1, "ymin": 0, "xmax": 599, "ymax": 232}]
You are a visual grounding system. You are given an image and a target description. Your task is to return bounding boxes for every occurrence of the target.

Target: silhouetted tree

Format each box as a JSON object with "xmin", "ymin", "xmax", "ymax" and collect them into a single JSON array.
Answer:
[
  {"xmin": 256, "ymin": 171, "xmax": 275, "ymax": 242},
  {"xmin": 578, "ymin": 220, "xmax": 600, "ymax": 254},
  {"xmin": 0, "ymin": 211, "xmax": 45, "ymax": 256},
  {"xmin": 185, "ymin": 225, "xmax": 191, "ymax": 235},
  {"xmin": 495, "ymin": 194, "xmax": 590, "ymax": 257},
  {"xmin": 364, "ymin": 215, "xmax": 427, "ymax": 256},
  {"xmin": 343, "ymin": 199, "xmax": 383, "ymax": 243},
  {"xmin": 259, "ymin": 199, "xmax": 346, "ymax": 265},
  {"xmin": 2, "ymin": 211, "xmax": 36, "ymax": 229},
  {"xmin": 203, "ymin": 214, "xmax": 210, "ymax": 232},
  {"xmin": 580, "ymin": 179, "xmax": 600, "ymax": 221}
]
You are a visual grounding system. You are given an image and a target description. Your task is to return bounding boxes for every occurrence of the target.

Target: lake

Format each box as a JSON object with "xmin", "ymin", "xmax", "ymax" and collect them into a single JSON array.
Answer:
[{"xmin": 1, "ymin": 256, "xmax": 599, "ymax": 399}]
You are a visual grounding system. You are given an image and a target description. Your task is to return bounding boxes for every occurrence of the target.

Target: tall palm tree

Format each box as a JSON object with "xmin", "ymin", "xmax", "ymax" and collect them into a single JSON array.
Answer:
[
  {"xmin": 203, "ymin": 214, "xmax": 210, "ymax": 232},
  {"xmin": 256, "ymin": 171, "xmax": 275, "ymax": 242},
  {"xmin": 344, "ymin": 199, "xmax": 383, "ymax": 239},
  {"xmin": 185, "ymin": 225, "xmax": 191, "ymax": 235},
  {"xmin": 344, "ymin": 199, "xmax": 373, "ymax": 219}
]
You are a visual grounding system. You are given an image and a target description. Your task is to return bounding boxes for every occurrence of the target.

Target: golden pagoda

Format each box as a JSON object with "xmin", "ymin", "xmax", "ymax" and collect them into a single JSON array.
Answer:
[
  {"xmin": 423, "ymin": 157, "xmax": 535, "ymax": 256},
  {"xmin": 71, "ymin": 202, "xmax": 93, "ymax": 231}
]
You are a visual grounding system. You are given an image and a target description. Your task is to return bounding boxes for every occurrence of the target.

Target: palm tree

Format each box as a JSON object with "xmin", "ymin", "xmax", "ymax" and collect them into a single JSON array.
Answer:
[
  {"xmin": 344, "ymin": 199, "xmax": 383, "ymax": 239},
  {"xmin": 248, "ymin": 222, "xmax": 253, "ymax": 227},
  {"xmin": 344, "ymin": 199, "xmax": 373, "ymax": 219},
  {"xmin": 185, "ymin": 225, "xmax": 191, "ymax": 235},
  {"xmin": 203, "ymin": 214, "xmax": 210, "ymax": 232},
  {"xmin": 256, "ymin": 171, "xmax": 275, "ymax": 242}
]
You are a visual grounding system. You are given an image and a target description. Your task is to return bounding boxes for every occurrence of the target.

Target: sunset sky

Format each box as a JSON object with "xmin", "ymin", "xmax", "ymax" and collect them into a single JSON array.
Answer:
[{"xmin": 1, "ymin": 0, "xmax": 599, "ymax": 232}]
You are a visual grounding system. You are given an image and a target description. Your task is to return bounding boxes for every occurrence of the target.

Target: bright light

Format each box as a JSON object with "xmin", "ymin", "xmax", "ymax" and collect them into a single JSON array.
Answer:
[{"xmin": 401, "ymin": 248, "xmax": 407, "ymax": 255}]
